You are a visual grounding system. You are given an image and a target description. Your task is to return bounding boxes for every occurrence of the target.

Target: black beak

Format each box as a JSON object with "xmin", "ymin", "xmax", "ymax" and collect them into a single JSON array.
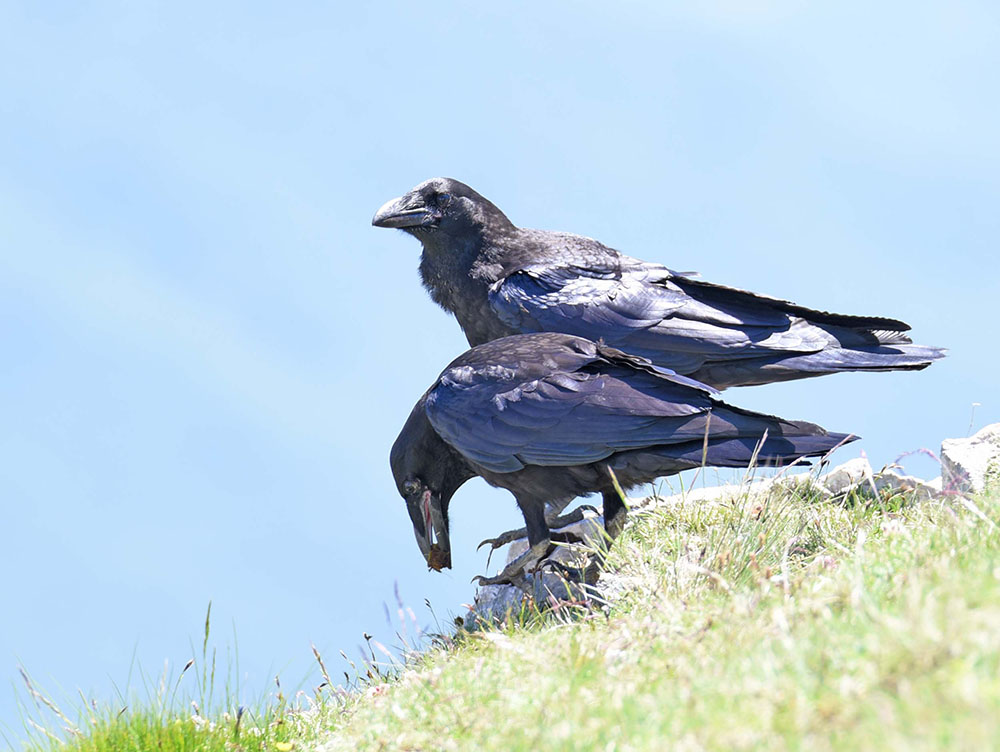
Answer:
[
  {"xmin": 409, "ymin": 490, "xmax": 452, "ymax": 571},
  {"xmin": 372, "ymin": 193, "xmax": 436, "ymax": 229}
]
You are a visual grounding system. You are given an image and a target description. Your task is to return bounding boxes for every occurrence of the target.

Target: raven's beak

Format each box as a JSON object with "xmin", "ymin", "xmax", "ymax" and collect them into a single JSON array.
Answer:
[
  {"xmin": 372, "ymin": 193, "xmax": 435, "ymax": 229},
  {"xmin": 409, "ymin": 490, "xmax": 452, "ymax": 571}
]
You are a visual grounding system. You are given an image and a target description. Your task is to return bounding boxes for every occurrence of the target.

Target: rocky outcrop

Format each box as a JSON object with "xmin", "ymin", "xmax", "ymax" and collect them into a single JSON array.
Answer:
[
  {"xmin": 465, "ymin": 422, "xmax": 999, "ymax": 625},
  {"xmin": 874, "ymin": 472, "xmax": 942, "ymax": 502},
  {"xmin": 942, "ymin": 423, "xmax": 1000, "ymax": 495},
  {"xmin": 464, "ymin": 511, "xmax": 606, "ymax": 628},
  {"xmin": 817, "ymin": 458, "xmax": 942, "ymax": 502},
  {"xmin": 820, "ymin": 458, "xmax": 875, "ymax": 496}
]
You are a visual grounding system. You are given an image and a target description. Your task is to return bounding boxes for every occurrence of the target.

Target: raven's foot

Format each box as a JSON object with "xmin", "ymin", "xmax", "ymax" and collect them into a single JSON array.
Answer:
[
  {"xmin": 472, "ymin": 540, "xmax": 552, "ymax": 587},
  {"xmin": 476, "ymin": 505, "xmax": 599, "ymax": 552}
]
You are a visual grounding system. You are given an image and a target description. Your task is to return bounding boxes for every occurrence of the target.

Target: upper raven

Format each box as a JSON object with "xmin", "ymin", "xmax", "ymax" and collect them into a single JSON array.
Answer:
[
  {"xmin": 374, "ymin": 178, "xmax": 944, "ymax": 389},
  {"xmin": 390, "ymin": 332, "xmax": 854, "ymax": 584}
]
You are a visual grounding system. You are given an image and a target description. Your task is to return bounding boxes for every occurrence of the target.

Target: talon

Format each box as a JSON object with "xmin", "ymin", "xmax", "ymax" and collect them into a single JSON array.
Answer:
[
  {"xmin": 472, "ymin": 540, "xmax": 552, "ymax": 588},
  {"xmin": 472, "ymin": 573, "xmax": 513, "ymax": 587},
  {"xmin": 476, "ymin": 527, "xmax": 529, "ymax": 551}
]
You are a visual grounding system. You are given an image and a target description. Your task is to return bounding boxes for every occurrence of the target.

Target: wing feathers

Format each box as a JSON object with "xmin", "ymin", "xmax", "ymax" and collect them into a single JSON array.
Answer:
[
  {"xmin": 485, "ymin": 260, "xmax": 941, "ymax": 386},
  {"xmin": 424, "ymin": 340, "xmax": 841, "ymax": 475}
]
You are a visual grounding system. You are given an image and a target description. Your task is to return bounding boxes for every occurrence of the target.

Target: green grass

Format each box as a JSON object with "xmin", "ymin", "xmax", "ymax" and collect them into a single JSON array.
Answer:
[
  {"xmin": 317, "ymin": 484, "xmax": 1000, "ymax": 751},
  {"xmin": 11, "ymin": 603, "xmax": 328, "ymax": 752},
  {"xmin": 16, "ymin": 482, "xmax": 1000, "ymax": 751}
]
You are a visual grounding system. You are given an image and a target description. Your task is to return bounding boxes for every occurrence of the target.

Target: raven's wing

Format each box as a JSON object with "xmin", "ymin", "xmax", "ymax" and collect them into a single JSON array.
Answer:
[
  {"xmin": 424, "ymin": 356, "xmax": 741, "ymax": 474},
  {"xmin": 673, "ymin": 275, "xmax": 909, "ymax": 332},
  {"xmin": 488, "ymin": 262, "xmax": 908, "ymax": 374}
]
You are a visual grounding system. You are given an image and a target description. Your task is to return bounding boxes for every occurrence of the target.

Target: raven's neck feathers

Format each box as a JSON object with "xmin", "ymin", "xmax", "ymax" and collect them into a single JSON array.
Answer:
[
  {"xmin": 417, "ymin": 211, "xmax": 521, "ymax": 344},
  {"xmin": 415, "ymin": 196, "xmax": 625, "ymax": 345},
  {"xmin": 393, "ymin": 396, "xmax": 474, "ymax": 495}
]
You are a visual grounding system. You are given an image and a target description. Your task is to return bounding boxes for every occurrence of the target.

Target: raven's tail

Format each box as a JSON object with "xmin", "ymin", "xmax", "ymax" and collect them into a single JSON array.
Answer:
[
  {"xmin": 665, "ymin": 429, "xmax": 856, "ymax": 469},
  {"xmin": 691, "ymin": 344, "xmax": 946, "ymax": 389},
  {"xmin": 772, "ymin": 343, "xmax": 946, "ymax": 373},
  {"xmin": 700, "ymin": 431, "xmax": 856, "ymax": 468},
  {"xmin": 611, "ymin": 420, "xmax": 856, "ymax": 480}
]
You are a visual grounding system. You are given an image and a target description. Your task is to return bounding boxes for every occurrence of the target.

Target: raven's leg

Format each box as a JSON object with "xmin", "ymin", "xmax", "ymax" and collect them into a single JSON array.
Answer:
[
  {"xmin": 473, "ymin": 501, "xmax": 553, "ymax": 586},
  {"xmin": 602, "ymin": 487, "xmax": 628, "ymax": 542},
  {"xmin": 476, "ymin": 505, "xmax": 599, "ymax": 552}
]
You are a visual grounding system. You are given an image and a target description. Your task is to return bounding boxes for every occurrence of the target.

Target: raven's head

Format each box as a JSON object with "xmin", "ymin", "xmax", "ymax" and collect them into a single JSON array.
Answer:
[
  {"xmin": 389, "ymin": 397, "xmax": 474, "ymax": 572},
  {"xmin": 372, "ymin": 177, "xmax": 513, "ymax": 239}
]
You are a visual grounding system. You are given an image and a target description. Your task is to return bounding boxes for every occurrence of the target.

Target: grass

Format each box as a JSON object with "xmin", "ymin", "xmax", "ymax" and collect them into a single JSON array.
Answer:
[
  {"xmin": 317, "ymin": 481, "xmax": 1000, "ymax": 751},
  {"xmin": 14, "ymin": 479, "xmax": 1000, "ymax": 751},
  {"xmin": 10, "ymin": 603, "xmax": 328, "ymax": 752}
]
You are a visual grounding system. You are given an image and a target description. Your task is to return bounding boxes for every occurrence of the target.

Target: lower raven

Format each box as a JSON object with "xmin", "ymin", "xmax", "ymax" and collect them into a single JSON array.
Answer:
[
  {"xmin": 373, "ymin": 178, "xmax": 944, "ymax": 389},
  {"xmin": 390, "ymin": 333, "xmax": 855, "ymax": 584}
]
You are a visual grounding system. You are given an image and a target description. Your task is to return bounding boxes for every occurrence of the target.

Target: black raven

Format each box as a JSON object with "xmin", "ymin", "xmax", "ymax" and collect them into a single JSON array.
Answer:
[
  {"xmin": 374, "ymin": 178, "xmax": 944, "ymax": 389},
  {"xmin": 390, "ymin": 333, "xmax": 854, "ymax": 584}
]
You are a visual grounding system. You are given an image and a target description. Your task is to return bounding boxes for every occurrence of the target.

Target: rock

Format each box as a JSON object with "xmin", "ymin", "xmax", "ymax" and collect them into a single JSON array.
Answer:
[
  {"xmin": 942, "ymin": 423, "xmax": 1000, "ymax": 495},
  {"xmin": 464, "ymin": 573, "xmax": 595, "ymax": 629},
  {"xmin": 772, "ymin": 473, "xmax": 834, "ymax": 500},
  {"xmin": 631, "ymin": 472, "xmax": 841, "ymax": 512},
  {"xmin": 873, "ymin": 471, "xmax": 942, "ymax": 502},
  {"xmin": 820, "ymin": 458, "xmax": 874, "ymax": 496},
  {"xmin": 819, "ymin": 457, "xmax": 943, "ymax": 502},
  {"xmin": 634, "ymin": 477, "xmax": 776, "ymax": 512},
  {"xmin": 465, "ymin": 510, "xmax": 605, "ymax": 628},
  {"xmin": 464, "ymin": 583, "xmax": 530, "ymax": 628}
]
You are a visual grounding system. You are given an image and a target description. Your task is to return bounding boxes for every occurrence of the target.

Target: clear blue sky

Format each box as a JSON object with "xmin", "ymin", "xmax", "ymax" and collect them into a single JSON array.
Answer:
[{"xmin": 2, "ymin": 0, "xmax": 998, "ymax": 740}]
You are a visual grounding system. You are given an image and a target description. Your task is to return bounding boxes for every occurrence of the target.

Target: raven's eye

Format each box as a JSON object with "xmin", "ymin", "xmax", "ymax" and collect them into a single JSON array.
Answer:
[
  {"xmin": 402, "ymin": 479, "xmax": 420, "ymax": 496},
  {"xmin": 437, "ymin": 192, "xmax": 451, "ymax": 204}
]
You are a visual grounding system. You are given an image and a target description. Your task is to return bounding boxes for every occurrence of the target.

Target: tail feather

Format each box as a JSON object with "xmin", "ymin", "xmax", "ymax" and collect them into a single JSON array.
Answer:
[
  {"xmin": 613, "ymin": 431, "xmax": 857, "ymax": 478},
  {"xmin": 691, "ymin": 344, "xmax": 947, "ymax": 388},
  {"xmin": 772, "ymin": 344, "xmax": 947, "ymax": 374},
  {"xmin": 698, "ymin": 432, "xmax": 856, "ymax": 468},
  {"xmin": 871, "ymin": 330, "xmax": 914, "ymax": 346}
]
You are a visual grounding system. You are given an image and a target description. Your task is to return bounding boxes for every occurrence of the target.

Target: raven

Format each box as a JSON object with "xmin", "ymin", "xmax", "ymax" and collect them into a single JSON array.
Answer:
[
  {"xmin": 390, "ymin": 333, "xmax": 854, "ymax": 584},
  {"xmin": 374, "ymin": 178, "xmax": 944, "ymax": 389}
]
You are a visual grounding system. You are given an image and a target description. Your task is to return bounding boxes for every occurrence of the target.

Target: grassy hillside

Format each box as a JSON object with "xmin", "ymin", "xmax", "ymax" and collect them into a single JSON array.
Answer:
[{"xmin": 17, "ymin": 480, "xmax": 1000, "ymax": 751}]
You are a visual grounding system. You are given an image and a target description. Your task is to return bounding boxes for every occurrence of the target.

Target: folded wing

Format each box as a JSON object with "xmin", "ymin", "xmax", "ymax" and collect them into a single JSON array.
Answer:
[
  {"xmin": 424, "ymin": 343, "xmax": 829, "ymax": 474},
  {"xmin": 488, "ymin": 260, "xmax": 942, "ymax": 386}
]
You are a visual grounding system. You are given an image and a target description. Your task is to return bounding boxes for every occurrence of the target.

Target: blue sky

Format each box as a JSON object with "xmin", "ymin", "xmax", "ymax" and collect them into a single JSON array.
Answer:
[{"xmin": 2, "ymin": 0, "xmax": 998, "ymax": 740}]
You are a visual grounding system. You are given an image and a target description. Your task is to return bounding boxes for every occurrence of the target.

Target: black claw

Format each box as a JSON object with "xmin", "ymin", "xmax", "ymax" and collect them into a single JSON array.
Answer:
[{"xmin": 473, "ymin": 573, "xmax": 514, "ymax": 587}]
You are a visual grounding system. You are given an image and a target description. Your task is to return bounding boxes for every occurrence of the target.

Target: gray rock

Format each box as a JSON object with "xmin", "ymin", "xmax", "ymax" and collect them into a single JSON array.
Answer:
[
  {"xmin": 464, "ymin": 572, "xmax": 596, "ymax": 629},
  {"xmin": 820, "ymin": 457, "xmax": 875, "ymax": 496},
  {"xmin": 819, "ymin": 457, "xmax": 944, "ymax": 502},
  {"xmin": 465, "ymin": 510, "xmax": 606, "ymax": 628},
  {"xmin": 772, "ymin": 473, "xmax": 834, "ymax": 500},
  {"xmin": 942, "ymin": 423, "xmax": 1000, "ymax": 495},
  {"xmin": 873, "ymin": 471, "xmax": 942, "ymax": 502},
  {"xmin": 635, "ymin": 477, "xmax": 776, "ymax": 512},
  {"xmin": 463, "ymin": 582, "xmax": 529, "ymax": 628}
]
